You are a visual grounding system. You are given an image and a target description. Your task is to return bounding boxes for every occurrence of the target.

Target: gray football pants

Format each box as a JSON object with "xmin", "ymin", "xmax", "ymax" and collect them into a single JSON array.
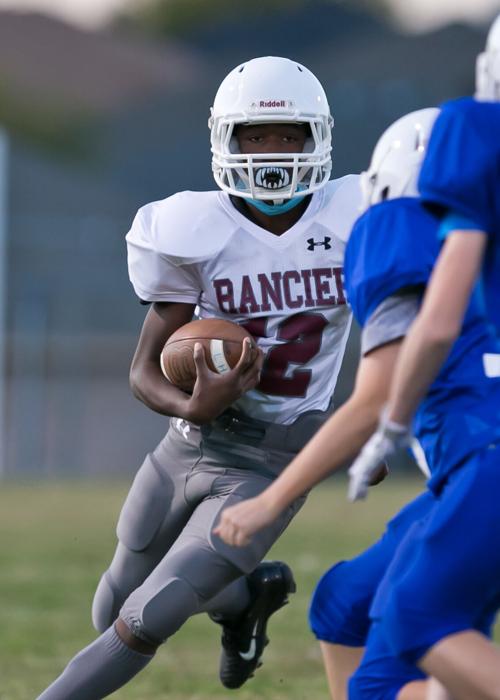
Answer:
[{"xmin": 92, "ymin": 408, "xmax": 328, "ymax": 646}]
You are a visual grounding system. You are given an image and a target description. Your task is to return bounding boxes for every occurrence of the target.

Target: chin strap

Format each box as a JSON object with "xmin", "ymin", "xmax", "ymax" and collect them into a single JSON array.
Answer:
[{"xmin": 248, "ymin": 194, "xmax": 306, "ymax": 216}]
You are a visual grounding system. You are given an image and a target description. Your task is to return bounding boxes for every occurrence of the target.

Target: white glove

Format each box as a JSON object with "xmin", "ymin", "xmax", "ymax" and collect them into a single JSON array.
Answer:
[{"xmin": 348, "ymin": 411, "xmax": 411, "ymax": 502}]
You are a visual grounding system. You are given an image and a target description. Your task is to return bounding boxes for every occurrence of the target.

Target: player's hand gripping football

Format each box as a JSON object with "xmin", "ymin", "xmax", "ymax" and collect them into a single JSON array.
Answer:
[
  {"xmin": 348, "ymin": 409, "xmax": 411, "ymax": 501},
  {"xmin": 186, "ymin": 338, "xmax": 264, "ymax": 425},
  {"xmin": 213, "ymin": 493, "xmax": 279, "ymax": 547}
]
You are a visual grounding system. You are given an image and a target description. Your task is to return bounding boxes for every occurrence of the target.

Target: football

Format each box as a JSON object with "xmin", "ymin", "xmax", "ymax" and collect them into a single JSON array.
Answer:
[{"xmin": 160, "ymin": 318, "xmax": 258, "ymax": 392}]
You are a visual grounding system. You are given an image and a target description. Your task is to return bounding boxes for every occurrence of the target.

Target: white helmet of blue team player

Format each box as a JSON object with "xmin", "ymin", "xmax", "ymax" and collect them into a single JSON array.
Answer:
[
  {"xmin": 360, "ymin": 107, "xmax": 440, "ymax": 210},
  {"xmin": 209, "ymin": 56, "xmax": 333, "ymax": 205},
  {"xmin": 476, "ymin": 13, "xmax": 500, "ymax": 101}
]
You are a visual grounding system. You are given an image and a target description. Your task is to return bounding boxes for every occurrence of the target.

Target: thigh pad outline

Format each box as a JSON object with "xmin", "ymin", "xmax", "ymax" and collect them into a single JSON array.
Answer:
[{"xmin": 117, "ymin": 454, "xmax": 173, "ymax": 552}]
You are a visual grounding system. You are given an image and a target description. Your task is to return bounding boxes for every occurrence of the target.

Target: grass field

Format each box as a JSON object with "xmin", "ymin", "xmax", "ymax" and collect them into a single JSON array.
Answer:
[{"xmin": 0, "ymin": 476, "xmax": 428, "ymax": 699}]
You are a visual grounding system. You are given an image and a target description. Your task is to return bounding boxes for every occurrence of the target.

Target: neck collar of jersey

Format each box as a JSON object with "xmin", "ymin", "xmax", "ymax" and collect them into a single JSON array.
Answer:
[{"xmin": 247, "ymin": 194, "xmax": 307, "ymax": 216}]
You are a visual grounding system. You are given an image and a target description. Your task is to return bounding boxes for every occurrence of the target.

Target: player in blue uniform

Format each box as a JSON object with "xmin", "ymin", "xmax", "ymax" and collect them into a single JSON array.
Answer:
[
  {"xmin": 217, "ymin": 89, "xmax": 500, "ymax": 700},
  {"xmin": 348, "ymin": 14, "xmax": 500, "ymax": 699},
  {"xmin": 216, "ymin": 105, "xmax": 500, "ymax": 699}
]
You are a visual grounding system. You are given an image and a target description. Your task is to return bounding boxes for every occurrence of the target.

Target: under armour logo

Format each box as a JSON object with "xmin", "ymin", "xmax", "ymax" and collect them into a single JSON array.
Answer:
[{"xmin": 307, "ymin": 237, "xmax": 331, "ymax": 251}]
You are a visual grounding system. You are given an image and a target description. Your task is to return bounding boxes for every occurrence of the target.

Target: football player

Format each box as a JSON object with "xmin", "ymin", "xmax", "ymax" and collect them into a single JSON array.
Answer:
[
  {"xmin": 347, "ymin": 13, "xmax": 500, "ymax": 700},
  {"xmin": 36, "ymin": 56, "xmax": 364, "ymax": 699},
  {"xmin": 215, "ymin": 98, "xmax": 500, "ymax": 700}
]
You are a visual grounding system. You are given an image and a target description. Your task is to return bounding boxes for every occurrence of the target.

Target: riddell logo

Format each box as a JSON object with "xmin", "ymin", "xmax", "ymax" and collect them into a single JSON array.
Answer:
[
  {"xmin": 259, "ymin": 100, "xmax": 287, "ymax": 108},
  {"xmin": 249, "ymin": 99, "xmax": 294, "ymax": 112}
]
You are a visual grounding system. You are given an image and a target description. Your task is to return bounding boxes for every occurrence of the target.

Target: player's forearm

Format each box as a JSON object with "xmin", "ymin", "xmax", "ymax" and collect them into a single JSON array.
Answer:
[
  {"xmin": 129, "ymin": 361, "xmax": 191, "ymax": 418},
  {"xmin": 261, "ymin": 395, "xmax": 383, "ymax": 514}
]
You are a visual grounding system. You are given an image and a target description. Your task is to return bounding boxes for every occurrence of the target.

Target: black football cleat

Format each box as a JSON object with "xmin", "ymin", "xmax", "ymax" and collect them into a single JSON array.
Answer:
[{"xmin": 218, "ymin": 561, "xmax": 296, "ymax": 689}]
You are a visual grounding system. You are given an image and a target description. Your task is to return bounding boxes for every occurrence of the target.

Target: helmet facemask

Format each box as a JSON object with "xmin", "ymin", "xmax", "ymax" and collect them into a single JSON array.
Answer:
[{"xmin": 210, "ymin": 115, "xmax": 332, "ymax": 204}]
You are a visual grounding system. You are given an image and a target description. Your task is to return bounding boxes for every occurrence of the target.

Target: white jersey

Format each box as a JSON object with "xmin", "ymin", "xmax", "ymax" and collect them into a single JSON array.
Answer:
[{"xmin": 127, "ymin": 176, "xmax": 361, "ymax": 424}]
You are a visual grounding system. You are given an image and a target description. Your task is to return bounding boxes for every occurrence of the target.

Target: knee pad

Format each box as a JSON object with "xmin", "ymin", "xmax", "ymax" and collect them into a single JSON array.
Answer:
[
  {"xmin": 121, "ymin": 576, "xmax": 200, "ymax": 645},
  {"xmin": 92, "ymin": 570, "xmax": 123, "ymax": 633},
  {"xmin": 308, "ymin": 562, "xmax": 371, "ymax": 646}
]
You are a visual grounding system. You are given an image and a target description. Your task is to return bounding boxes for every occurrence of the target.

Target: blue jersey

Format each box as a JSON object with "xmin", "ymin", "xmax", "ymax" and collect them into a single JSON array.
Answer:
[
  {"xmin": 345, "ymin": 198, "xmax": 500, "ymax": 491},
  {"xmin": 419, "ymin": 97, "xmax": 500, "ymax": 331}
]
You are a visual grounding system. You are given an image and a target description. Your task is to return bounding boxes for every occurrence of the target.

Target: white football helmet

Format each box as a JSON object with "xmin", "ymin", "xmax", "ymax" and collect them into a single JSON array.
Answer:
[
  {"xmin": 360, "ymin": 108, "xmax": 440, "ymax": 211},
  {"xmin": 209, "ymin": 56, "xmax": 333, "ymax": 203},
  {"xmin": 476, "ymin": 13, "xmax": 500, "ymax": 101}
]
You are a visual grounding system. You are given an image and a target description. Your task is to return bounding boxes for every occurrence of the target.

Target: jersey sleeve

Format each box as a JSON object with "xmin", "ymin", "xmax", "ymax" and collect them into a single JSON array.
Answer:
[
  {"xmin": 344, "ymin": 200, "xmax": 437, "ymax": 327},
  {"xmin": 419, "ymin": 98, "xmax": 498, "ymax": 235},
  {"xmin": 361, "ymin": 292, "xmax": 420, "ymax": 355},
  {"xmin": 437, "ymin": 212, "xmax": 485, "ymax": 241},
  {"xmin": 126, "ymin": 206, "xmax": 202, "ymax": 304}
]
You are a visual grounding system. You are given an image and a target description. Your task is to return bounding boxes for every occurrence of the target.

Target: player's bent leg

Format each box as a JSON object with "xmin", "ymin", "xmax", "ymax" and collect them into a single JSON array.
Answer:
[
  {"xmin": 309, "ymin": 561, "xmax": 374, "ymax": 700},
  {"xmin": 92, "ymin": 562, "xmax": 130, "ymax": 633},
  {"xmin": 207, "ymin": 477, "xmax": 305, "ymax": 688},
  {"xmin": 309, "ymin": 491, "xmax": 436, "ymax": 649},
  {"xmin": 36, "ymin": 493, "xmax": 246, "ymax": 698},
  {"xmin": 119, "ymin": 551, "xmax": 219, "ymax": 646},
  {"xmin": 308, "ymin": 494, "xmax": 435, "ymax": 700},
  {"xmin": 93, "ymin": 431, "xmax": 203, "ymax": 632},
  {"xmin": 309, "ymin": 560, "xmax": 375, "ymax": 647},
  {"xmin": 92, "ymin": 543, "xmax": 166, "ymax": 633},
  {"xmin": 376, "ymin": 451, "xmax": 500, "ymax": 670},
  {"xmin": 349, "ymin": 667, "xmax": 426, "ymax": 700},
  {"xmin": 118, "ymin": 540, "xmax": 293, "ymax": 689},
  {"xmin": 396, "ymin": 681, "xmax": 431, "ymax": 700},
  {"xmin": 323, "ymin": 640, "xmax": 428, "ymax": 700},
  {"xmin": 200, "ymin": 576, "xmax": 251, "ymax": 619},
  {"xmin": 36, "ymin": 623, "xmax": 155, "ymax": 700},
  {"xmin": 349, "ymin": 623, "xmax": 426, "ymax": 700},
  {"xmin": 116, "ymin": 481, "xmax": 265, "ymax": 647},
  {"xmin": 424, "ymin": 678, "xmax": 454, "ymax": 700},
  {"xmin": 419, "ymin": 631, "xmax": 500, "ymax": 700},
  {"xmin": 319, "ymin": 642, "xmax": 364, "ymax": 700}
]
